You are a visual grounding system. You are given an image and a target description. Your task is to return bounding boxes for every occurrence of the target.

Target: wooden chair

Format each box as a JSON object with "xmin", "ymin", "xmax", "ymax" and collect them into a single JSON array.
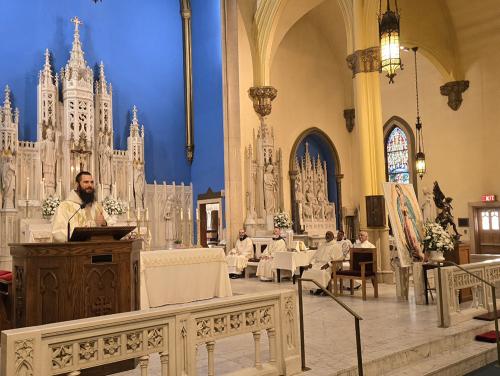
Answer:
[{"xmin": 332, "ymin": 248, "xmax": 378, "ymax": 300}]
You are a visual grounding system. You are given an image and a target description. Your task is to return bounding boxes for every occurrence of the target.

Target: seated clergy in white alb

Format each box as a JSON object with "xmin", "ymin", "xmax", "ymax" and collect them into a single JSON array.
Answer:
[
  {"xmin": 354, "ymin": 231, "xmax": 376, "ymax": 248},
  {"xmin": 256, "ymin": 228, "xmax": 287, "ymax": 281},
  {"xmin": 226, "ymin": 229, "xmax": 254, "ymax": 277},
  {"xmin": 302, "ymin": 231, "xmax": 344, "ymax": 293}
]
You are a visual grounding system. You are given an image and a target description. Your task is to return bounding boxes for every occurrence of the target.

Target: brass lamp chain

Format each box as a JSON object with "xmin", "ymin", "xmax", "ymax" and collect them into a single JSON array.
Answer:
[{"xmin": 413, "ymin": 47, "xmax": 424, "ymax": 154}]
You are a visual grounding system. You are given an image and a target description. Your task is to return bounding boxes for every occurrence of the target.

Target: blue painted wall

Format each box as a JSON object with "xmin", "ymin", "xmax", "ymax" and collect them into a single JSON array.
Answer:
[
  {"xmin": 190, "ymin": 0, "xmax": 225, "ymax": 226},
  {"xmin": 0, "ymin": 0, "xmax": 224, "ymax": 186}
]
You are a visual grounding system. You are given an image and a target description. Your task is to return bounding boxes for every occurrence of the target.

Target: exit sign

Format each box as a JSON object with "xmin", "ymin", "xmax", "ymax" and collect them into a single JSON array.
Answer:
[{"xmin": 482, "ymin": 195, "xmax": 496, "ymax": 202}]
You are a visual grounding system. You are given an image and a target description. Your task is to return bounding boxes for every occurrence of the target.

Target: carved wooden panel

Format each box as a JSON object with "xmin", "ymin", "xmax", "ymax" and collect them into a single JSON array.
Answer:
[
  {"xmin": 84, "ymin": 264, "xmax": 118, "ymax": 317},
  {"xmin": 40, "ymin": 269, "xmax": 59, "ymax": 324},
  {"xmin": 14, "ymin": 265, "xmax": 25, "ymax": 327}
]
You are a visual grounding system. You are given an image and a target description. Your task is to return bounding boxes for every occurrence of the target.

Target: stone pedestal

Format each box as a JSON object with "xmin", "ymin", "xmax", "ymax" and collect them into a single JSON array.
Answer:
[
  {"xmin": 395, "ymin": 266, "xmax": 410, "ymax": 301},
  {"xmin": 412, "ymin": 261, "xmax": 426, "ymax": 305}
]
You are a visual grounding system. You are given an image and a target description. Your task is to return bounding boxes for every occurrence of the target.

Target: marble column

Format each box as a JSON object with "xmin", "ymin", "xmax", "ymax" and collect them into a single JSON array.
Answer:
[{"xmin": 348, "ymin": 0, "xmax": 391, "ymax": 282}]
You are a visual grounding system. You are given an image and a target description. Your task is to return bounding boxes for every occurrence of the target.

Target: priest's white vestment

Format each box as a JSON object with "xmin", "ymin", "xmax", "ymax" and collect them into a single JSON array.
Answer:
[
  {"xmin": 302, "ymin": 240, "xmax": 344, "ymax": 290},
  {"xmin": 226, "ymin": 237, "xmax": 254, "ymax": 274},
  {"xmin": 256, "ymin": 238, "xmax": 287, "ymax": 281},
  {"xmin": 52, "ymin": 190, "xmax": 114, "ymax": 242}
]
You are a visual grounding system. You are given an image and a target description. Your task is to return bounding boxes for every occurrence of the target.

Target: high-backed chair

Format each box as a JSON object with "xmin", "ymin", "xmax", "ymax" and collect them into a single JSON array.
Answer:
[{"xmin": 332, "ymin": 248, "xmax": 378, "ymax": 300}]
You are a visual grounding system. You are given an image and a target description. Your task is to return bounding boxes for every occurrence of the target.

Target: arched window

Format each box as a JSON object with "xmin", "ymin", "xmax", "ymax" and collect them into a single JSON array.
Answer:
[
  {"xmin": 383, "ymin": 116, "xmax": 416, "ymax": 189},
  {"xmin": 386, "ymin": 127, "xmax": 409, "ymax": 183}
]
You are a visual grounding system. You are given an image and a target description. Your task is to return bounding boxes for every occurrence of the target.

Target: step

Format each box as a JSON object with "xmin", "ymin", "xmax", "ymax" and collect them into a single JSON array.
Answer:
[
  {"xmin": 384, "ymin": 341, "xmax": 498, "ymax": 376},
  {"xmin": 331, "ymin": 322, "xmax": 495, "ymax": 376}
]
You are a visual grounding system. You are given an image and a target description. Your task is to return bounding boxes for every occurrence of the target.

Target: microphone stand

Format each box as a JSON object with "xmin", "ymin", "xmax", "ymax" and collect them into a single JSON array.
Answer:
[{"xmin": 67, "ymin": 203, "xmax": 86, "ymax": 242}]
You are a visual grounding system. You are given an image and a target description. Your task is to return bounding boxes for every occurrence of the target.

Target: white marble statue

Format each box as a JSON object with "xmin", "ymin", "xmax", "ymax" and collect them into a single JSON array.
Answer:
[
  {"xmin": 40, "ymin": 125, "xmax": 57, "ymax": 196},
  {"xmin": 0, "ymin": 155, "xmax": 16, "ymax": 209},
  {"xmin": 264, "ymin": 164, "xmax": 277, "ymax": 213},
  {"xmin": 421, "ymin": 186, "xmax": 437, "ymax": 223},
  {"xmin": 99, "ymin": 133, "xmax": 112, "ymax": 187}
]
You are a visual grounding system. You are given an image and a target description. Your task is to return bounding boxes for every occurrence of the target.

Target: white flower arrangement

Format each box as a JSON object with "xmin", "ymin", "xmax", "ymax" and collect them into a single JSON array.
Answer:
[
  {"xmin": 273, "ymin": 212, "xmax": 293, "ymax": 229},
  {"xmin": 423, "ymin": 222, "xmax": 455, "ymax": 252},
  {"xmin": 41, "ymin": 195, "xmax": 60, "ymax": 218},
  {"xmin": 102, "ymin": 196, "xmax": 127, "ymax": 216}
]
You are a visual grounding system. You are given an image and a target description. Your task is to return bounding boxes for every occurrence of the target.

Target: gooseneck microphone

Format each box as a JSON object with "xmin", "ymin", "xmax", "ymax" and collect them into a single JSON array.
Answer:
[{"xmin": 67, "ymin": 203, "xmax": 87, "ymax": 242}]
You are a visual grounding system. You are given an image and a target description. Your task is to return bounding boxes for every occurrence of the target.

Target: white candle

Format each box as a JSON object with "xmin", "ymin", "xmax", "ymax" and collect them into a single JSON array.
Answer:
[
  {"xmin": 57, "ymin": 179, "xmax": 62, "ymax": 197},
  {"xmin": 101, "ymin": 184, "xmax": 104, "ymax": 200},
  {"xmin": 145, "ymin": 208, "xmax": 149, "ymax": 221},
  {"xmin": 188, "ymin": 209, "xmax": 191, "ymax": 221},
  {"xmin": 196, "ymin": 208, "xmax": 199, "ymax": 220},
  {"xmin": 26, "ymin": 177, "xmax": 30, "ymax": 200},
  {"xmin": 41, "ymin": 178, "xmax": 45, "ymax": 200},
  {"xmin": 127, "ymin": 204, "xmax": 130, "ymax": 220},
  {"xmin": 180, "ymin": 210, "xmax": 183, "ymax": 221},
  {"xmin": 137, "ymin": 209, "xmax": 141, "ymax": 221},
  {"xmin": 112, "ymin": 183, "xmax": 117, "ymax": 198},
  {"xmin": 128, "ymin": 183, "xmax": 132, "ymax": 203}
]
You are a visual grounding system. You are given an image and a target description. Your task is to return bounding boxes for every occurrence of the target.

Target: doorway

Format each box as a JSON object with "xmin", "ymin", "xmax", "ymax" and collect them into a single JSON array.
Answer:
[
  {"xmin": 197, "ymin": 189, "xmax": 223, "ymax": 248},
  {"xmin": 474, "ymin": 206, "xmax": 500, "ymax": 254}
]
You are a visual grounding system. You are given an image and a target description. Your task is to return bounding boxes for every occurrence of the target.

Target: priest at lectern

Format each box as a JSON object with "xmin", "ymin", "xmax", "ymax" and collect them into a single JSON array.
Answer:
[{"xmin": 52, "ymin": 171, "xmax": 114, "ymax": 242}]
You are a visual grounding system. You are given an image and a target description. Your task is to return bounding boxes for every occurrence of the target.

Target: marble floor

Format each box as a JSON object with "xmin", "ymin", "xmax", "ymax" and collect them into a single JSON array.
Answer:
[{"xmin": 112, "ymin": 277, "xmax": 497, "ymax": 376}]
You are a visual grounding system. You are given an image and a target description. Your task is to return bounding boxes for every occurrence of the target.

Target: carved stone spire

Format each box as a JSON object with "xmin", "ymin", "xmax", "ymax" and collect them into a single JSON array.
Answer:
[
  {"xmin": 69, "ymin": 16, "xmax": 86, "ymax": 68},
  {"xmin": 130, "ymin": 105, "xmax": 140, "ymax": 137},
  {"xmin": 3, "ymin": 85, "xmax": 12, "ymax": 118},
  {"xmin": 96, "ymin": 61, "xmax": 110, "ymax": 95}
]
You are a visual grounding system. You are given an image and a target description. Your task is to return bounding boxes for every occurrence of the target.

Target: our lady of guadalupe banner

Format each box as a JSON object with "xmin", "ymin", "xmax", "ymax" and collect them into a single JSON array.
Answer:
[{"xmin": 383, "ymin": 183, "xmax": 425, "ymax": 267}]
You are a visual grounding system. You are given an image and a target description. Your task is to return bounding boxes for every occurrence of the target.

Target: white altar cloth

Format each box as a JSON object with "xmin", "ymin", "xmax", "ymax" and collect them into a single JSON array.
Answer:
[
  {"xmin": 140, "ymin": 247, "xmax": 232, "ymax": 308},
  {"xmin": 272, "ymin": 250, "xmax": 317, "ymax": 273}
]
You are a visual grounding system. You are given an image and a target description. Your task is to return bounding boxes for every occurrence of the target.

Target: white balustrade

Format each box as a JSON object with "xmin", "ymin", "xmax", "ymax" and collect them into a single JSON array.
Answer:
[
  {"xmin": 435, "ymin": 258, "xmax": 500, "ymax": 327},
  {"xmin": 1, "ymin": 290, "xmax": 301, "ymax": 376}
]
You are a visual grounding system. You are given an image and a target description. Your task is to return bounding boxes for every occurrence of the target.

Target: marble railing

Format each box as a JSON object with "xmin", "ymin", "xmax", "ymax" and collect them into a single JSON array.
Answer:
[
  {"xmin": 1, "ymin": 290, "xmax": 301, "ymax": 376},
  {"xmin": 435, "ymin": 258, "xmax": 500, "ymax": 327}
]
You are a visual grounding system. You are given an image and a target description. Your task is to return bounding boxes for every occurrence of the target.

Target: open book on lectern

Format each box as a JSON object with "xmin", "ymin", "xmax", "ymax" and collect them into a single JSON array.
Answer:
[{"xmin": 69, "ymin": 226, "xmax": 136, "ymax": 242}]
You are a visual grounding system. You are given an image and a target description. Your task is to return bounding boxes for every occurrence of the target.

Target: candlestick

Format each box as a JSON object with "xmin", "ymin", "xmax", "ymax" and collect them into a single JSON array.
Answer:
[
  {"xmin": 128, "ymin": 182, "xmax": 132, "ymax": 204},
  {"xmin": 40, "ymin": 178, "xmax": 45, "ymax": 200},
  {"xmin": 101, "ymin": 184, "xmax": 104, "ymax": 200},
  {"xmin": 127, "ymin": 204, "xmax": 130, "ymax": 221}
]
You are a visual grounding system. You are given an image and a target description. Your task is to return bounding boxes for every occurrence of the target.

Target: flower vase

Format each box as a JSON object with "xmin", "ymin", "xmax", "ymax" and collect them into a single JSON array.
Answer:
[
  {"xmin": 428, "ymin": 249, "xmax": 445, "ymax": 264},
  {"xmin": 42, "ymin": 215, "xmax": 53, "ymax": 224}
]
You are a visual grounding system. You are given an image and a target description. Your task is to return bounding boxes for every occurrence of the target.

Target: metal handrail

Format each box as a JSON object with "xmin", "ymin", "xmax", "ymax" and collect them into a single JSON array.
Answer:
[
  {"xmin": 436, "ymin": 261, "xmax": 500, "ymax": 368},
  {"xmin": 297, "ymin": 278, "xmax": 364, "ymax": 376}
]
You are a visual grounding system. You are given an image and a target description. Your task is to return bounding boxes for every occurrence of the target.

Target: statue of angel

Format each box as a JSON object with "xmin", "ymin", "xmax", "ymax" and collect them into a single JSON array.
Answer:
[{"xmin": 433, "ymin": 181, "xmax": 460, "ymax": 239}]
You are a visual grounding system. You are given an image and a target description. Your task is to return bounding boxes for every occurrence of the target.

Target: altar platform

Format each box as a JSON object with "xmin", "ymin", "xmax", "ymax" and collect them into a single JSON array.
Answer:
[{"xmin": 115, "ymin": 279, "xmax": 498, "ymax": 376}]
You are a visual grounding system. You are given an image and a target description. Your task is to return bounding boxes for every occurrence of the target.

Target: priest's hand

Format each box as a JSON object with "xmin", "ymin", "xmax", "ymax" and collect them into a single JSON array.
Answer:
[
  {"xmin": 305, "ymin": 263, "xmax": 312, "ymax": 270},
  {"xmin": 96, "ymin": 210, "xmax": 107, "ymax": 227},
  {"xmin": 320, "ymin": 263, "xmax": 329, "ymax": 270}
]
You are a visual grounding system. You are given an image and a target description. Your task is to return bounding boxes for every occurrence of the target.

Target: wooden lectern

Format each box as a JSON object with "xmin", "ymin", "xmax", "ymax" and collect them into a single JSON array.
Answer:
[{"xmin": 10, "ymin": 238, "xmax": 141, "ymax": 328}]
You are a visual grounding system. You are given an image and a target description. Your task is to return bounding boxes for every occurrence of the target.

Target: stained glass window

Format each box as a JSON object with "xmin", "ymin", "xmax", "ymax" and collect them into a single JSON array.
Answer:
[{"xmin": 386, "ymin": 127, "xmax": 410, "ymax": 184}]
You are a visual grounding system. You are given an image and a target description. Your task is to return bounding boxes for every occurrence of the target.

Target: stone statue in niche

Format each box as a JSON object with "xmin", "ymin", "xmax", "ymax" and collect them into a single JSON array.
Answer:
[
  {"xmin": 263, "ymin": 164, "xmax": 277, "ymax": 213},
  {"xmin": 99, "ymin": 133, "xmax": 112, "ymax": 187},
  {"xmin": 40, "ymin": 124, "xmax": 57, "ymax": 196},
  {"xmin": 0, "ymin": 154, "xmax": 16, "ymax": 209},
  {"xmin": 244, "ymin": 119, "xmax": 283, "ymax": 234},
  {"xmin": 134, "ymin": 165, "xmax": 145, "ymax": 209}
]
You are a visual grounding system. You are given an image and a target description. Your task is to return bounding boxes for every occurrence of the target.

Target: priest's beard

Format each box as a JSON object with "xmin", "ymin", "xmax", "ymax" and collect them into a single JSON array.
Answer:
[
  {"xmin": 239, "ymin": 235, "xmax": 247, "ymax": 241},
  {"xmin": 77, "ymin": 185, "xmax": 95, "ymax": 205}
]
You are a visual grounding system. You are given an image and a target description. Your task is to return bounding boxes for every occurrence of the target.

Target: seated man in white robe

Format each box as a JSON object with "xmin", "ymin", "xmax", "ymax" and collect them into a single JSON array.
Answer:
[
  {"xmin": 52, "ymin": 171, "xmax": 114, "ymax": 242},
  {"xmin": 302, "ymin": 231, "xmax": 343, "ymax": 294},
  {"xmin": 354, "ymin": 230, "xmax": 376, "ymax": 248},
  {"xmin": 256, "ymin": 228, "xmax": 287, "ymax": 281},
  {"xmin": 226, "ymin": 229, "xmax": 254, "ymax": 278}
]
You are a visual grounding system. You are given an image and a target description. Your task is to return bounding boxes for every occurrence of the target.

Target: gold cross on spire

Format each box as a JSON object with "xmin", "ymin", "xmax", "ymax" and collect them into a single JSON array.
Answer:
[{"xmin": 71, "ymin": 16, "xmax": 82, "ymax": 31}]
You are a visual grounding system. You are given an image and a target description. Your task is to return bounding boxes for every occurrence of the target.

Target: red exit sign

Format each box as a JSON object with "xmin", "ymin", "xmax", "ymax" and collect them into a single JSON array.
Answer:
[{"xmin": 482, "ymin": 195, "xmax": 496, "ymax": 202}]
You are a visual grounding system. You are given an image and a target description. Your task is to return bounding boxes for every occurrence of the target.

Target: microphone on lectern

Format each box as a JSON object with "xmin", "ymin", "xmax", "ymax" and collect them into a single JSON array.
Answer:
[{"xmin": 67, "ymin": 203, "xmax": 87, "ymax": 242}]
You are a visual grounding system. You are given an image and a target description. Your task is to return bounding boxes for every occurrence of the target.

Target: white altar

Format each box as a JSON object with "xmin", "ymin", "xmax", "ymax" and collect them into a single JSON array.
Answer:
[{"xmin": 140, "ymin": 247, "xmax": 232, "ymax": 308}]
